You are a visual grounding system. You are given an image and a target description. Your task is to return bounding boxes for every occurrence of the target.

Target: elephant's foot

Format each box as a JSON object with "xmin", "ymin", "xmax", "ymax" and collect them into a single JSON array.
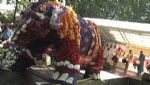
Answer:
[
  {"xmin": 92, "ymin": 73, "xmax": 101, "ymax": 79},
  {"xmin": 84, "ymin": 73, "xmax": 101, "ymax": 80},
  {"xmin": 50, "ymin": 71, "xmax": 78, "ymax": 85}
]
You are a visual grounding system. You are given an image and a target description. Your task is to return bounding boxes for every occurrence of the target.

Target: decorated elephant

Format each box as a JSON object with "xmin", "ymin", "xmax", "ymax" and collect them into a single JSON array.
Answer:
[{"xmin": 0, "ymin": 0, "xmax": 104, "ymax": 85}]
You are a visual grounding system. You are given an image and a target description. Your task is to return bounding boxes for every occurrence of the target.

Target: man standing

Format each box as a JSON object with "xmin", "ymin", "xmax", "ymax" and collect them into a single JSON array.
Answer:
[
  {"xmin": 137, "ymin": 51, "xmax": 145, "ymax": 75},
  {"xmin": 124, "ymin": 50, "xmax": 133, "ymax": 74}
]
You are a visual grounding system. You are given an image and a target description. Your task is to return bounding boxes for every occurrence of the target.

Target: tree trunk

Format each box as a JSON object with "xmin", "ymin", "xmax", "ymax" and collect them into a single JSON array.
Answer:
[{"xmin": 13, "ymin": 0, "xmax": 18, "ymax": 23}]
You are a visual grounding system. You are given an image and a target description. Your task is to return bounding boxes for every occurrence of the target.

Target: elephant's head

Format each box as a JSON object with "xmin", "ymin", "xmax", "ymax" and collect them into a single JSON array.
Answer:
[{"xmin": 12, "ymin": 1, "xmax": 81, "ymax": 50}]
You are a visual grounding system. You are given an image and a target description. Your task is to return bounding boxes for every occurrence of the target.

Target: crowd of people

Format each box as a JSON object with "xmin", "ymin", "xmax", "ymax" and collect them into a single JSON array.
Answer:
[
  {"xmin": 0, "ymin": 21, "xmax": 15, "ymax": 47},
  {"xmin": 104, "ymin": 45, "xmax": 146, "ymax": 76}
]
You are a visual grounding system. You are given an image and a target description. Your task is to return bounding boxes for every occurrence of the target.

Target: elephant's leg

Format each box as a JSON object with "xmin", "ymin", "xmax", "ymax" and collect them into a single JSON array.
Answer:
[
  {"xmin": 50, "ymin": 60, "xmax": 80, "ymax": 85},
  {"xmin": 50, "ymin": 71, "xmax": 79, "ymax": 85},
  {"xmin": 84, "ymin": 69, "xmax": 101, "ymax": 79},
  {"xmin": 92, "ymin": 48, "xmax": 104, "ymax": 79},
  {"xmin": 50, "ymin": 62, "xmax": 80, "ymax": 85},
  {"xmin": 84, "ymin": 70, "xmax": 91, "ymax": 78},
  {"xmin": 84, "ymin": 48, "xmax": 104, "ymax": 79},
  {"xmin": 50, "ymin": 40, "xmax": 80, "ymax": 85}
]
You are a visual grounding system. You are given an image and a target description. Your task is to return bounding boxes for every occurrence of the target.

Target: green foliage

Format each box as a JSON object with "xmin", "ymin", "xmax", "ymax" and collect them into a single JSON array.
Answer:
[
  {"xmin": 0, "ymin": 12, "xmax": 13, "ymax": 23},
  {"xmin": 0, "ymin": 0, "xmax": 31, "ymax": 23},
  {"xmin": 1, "ymin": 0, "xmax": 150, "ymax": 23},
  {"xmin": 66, "ymin": 0, "xmax": 150, "ymax": 23},
  {"xmin": 0, "ymin": 45, "xmax": 20, "ymax": 70}
]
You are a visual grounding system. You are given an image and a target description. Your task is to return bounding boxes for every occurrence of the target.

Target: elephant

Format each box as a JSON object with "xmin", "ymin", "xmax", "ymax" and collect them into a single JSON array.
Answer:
[{"xmin": 0, "ymin": 0, "xmax": 104, "ymax": 85}]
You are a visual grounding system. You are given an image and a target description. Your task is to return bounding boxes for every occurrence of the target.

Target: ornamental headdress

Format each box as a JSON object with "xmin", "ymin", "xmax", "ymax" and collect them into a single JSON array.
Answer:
[{"xmin": 48, "ymin": 0, "xmax": 64, "ymax": 6}]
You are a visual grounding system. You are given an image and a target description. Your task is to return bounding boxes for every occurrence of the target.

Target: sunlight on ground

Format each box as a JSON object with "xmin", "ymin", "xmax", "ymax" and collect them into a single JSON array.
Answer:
[{"xmin": 80, "ymin": 70, "xmax": 122, "ymax": 80}]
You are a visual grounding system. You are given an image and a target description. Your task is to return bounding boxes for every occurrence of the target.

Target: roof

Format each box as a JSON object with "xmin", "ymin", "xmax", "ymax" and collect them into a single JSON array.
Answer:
[{"xmin": 84, "ymin": 18, "xmax": 150, "ymax": 49}]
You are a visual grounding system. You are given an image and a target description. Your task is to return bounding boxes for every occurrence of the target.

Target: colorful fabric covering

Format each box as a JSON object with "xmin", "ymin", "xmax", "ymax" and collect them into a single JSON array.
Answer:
[
  {"xmin": 78, "ymin": 15, "xmax": 103, "ymax": 71},
  {"xmin": 12, "ymin": 0, "xmax": 103, "ymax": 74},
  {"xmin": 6, "ymin": 1, "xmax": 104, "ymax": 85}
]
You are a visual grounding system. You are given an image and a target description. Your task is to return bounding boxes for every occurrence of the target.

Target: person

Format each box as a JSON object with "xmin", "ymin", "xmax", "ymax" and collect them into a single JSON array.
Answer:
[
  {"xmin": 123, "ymin": 50, "xmax": 133, "ymax": 74},
  {"xmin": 42, "ymin": 47, "xmax": 53, "ymax": 66},
  {"xmin": 132, "ymin": 54, "xmax": 139, "ymax": 69},
  {"xmin": 0, "ymin": 24, "xmax": 14, "ymax": 48},
  {"xmin": 103, "ymin": 56, "xmax": 111, "ymax": 71},
  {"xmin": 1, "ymin": 24, "xmax": 14, "ymax": 41},
  {"xmin": 112, "ymin": 47, "xmax": 125, "ymax": 72},
  {"xmin": 103, "ymin": 47, "xmax": 111, "ymax": 71},
  {"xmin": 137, "ymin": 51, "xmax": 145, "ymax": 75},
  {"xmin": 146, "ymin": 62, "xmax": 150, "ymax": 73},
  {"xmin": 104, "ymin": 47, "xmax": 110, "ymax": 62},
  {"xmin": 111, "ymin": 53, "xmax": 118, "ymax": 72}
]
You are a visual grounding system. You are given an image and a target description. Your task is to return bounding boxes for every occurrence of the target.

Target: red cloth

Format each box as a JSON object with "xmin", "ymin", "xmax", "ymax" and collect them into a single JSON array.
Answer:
[
  {"xmin": 94, "ymin": 47, "xmax": 104, "ymax": 70},
  {"xmin": 55, "ymin": 38, "xmax": 80, "ymax": 74}
]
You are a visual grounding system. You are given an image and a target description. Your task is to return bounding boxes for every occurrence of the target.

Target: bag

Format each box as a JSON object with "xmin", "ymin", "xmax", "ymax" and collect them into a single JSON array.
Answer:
[
  {"xmin": 122, "ymin": 58, "xmax": 126, "ymax": 63},
  {"xmin": 122, "ymin": 57, "xmax": 129, "ymax": 63},
  {"xmin": 133, "ymin": 60, "xmax": 140, "ymax": 66},
  {"xmin": 111, "ymin": 56, "xmax": 115, "ymax": 61},
  {"xmin": 111, "ymin": 55, "xmax": 118, "ymax": 62}
]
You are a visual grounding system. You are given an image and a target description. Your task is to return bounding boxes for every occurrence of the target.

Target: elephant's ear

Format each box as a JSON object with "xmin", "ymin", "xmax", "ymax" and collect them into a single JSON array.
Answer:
[
  {"xmin": 55, "ymin": 7, "xmax": 81, "ymax": 47},
  {"xmin": 54, "ymin": 7, "xmax": 81, "ymax": 71}
]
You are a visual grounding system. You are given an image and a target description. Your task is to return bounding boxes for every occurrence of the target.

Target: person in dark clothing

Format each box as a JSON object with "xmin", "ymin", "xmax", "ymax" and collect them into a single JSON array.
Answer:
[{"xmin": 137, "ymin": 51, "xmax": 145, "ymax": 75}]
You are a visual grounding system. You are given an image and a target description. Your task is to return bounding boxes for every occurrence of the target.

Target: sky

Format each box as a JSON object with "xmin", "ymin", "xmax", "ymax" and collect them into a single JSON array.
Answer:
[{"xmin": 0, "ymin": 1, "xmax": 15, "ymax": 12}]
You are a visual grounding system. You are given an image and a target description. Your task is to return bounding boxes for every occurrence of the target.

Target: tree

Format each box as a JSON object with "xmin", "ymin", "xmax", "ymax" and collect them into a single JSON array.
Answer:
[
  {"xmin": 0, "ymin": 0, "xmax": 31, "ymax": 23},
  {"xmin": 13, "ymin": 0, "xmax": 18, "ymax": 22},
  {"xmin": 0, "ymin": 12, "xmax": 14, "ymax": 23},
  {"xmin": 66, "ymin": 0, "xmax": 150, "ymax": 23},
  {"xmin": 1, "ymin": 0, "xmax": 150, "ymax": 23}
]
